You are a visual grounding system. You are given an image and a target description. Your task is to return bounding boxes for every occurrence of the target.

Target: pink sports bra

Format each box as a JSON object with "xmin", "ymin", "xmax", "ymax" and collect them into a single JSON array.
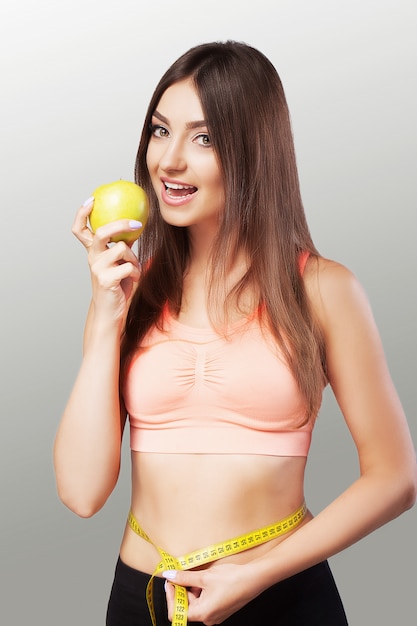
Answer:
[{"xmin": 123, "ymin": 252, "xmax": 318, "ymax": 457}]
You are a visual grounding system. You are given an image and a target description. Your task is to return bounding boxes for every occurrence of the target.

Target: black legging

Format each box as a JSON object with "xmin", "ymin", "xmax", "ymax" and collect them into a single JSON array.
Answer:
[{"xmin": 106, "ymin": 556, "xmax": 348, "ymax": 625}]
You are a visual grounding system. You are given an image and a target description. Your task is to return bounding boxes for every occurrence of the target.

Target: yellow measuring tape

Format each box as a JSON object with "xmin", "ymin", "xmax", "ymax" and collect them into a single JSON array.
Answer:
[{"xmin": 128, "ymin": 500, "xmax": 307, "ymax": 626}]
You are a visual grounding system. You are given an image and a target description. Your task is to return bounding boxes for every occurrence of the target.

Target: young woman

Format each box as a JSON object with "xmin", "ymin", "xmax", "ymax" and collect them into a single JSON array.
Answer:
[{"xmin": 54, "ymin": 41, "xmax": 417, "ymax": 625}]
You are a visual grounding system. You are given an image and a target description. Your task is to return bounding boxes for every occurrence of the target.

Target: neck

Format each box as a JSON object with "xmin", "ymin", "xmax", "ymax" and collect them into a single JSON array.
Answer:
[{"xmin": 186, "ymin": 224, "xmax": 218, "ymax": 275}]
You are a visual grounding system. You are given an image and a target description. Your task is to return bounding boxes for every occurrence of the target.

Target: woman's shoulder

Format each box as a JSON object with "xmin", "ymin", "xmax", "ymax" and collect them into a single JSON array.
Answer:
[
  {"xmin": 304, "ymin": 254, "xmax": 355, "ymax": 283},
  {"xmin": 303, "ymin": 255, "xmax": 371, "ymax": 329}
]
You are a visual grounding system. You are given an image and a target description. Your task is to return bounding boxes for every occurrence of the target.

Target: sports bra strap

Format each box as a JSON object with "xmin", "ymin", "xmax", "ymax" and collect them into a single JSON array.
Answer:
[{"xmin": 298, "ymin": 250, "xmax": 310, "ymax": 276}]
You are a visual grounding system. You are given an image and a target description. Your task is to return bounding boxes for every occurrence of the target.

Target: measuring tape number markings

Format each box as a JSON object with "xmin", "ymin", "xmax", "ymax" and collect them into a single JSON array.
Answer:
[{"xmin": 128, "ymin": 500, "xmax": 307, "ymax": 626}]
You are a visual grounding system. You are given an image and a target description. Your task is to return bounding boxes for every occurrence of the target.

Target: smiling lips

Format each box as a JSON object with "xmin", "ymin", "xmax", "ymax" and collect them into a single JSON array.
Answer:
[
  {"xmin": 162, "ymin": 180, "xmax": 198, "ymax": 205},
  {"xmin": 165, "ymin": 181, "xmax": 197, "ymax": 196}
]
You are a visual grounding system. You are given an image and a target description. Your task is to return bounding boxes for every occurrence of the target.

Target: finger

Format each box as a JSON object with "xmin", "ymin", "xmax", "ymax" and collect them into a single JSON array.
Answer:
[
  {"xmin": 72, "ymin": 197, "xmax": 95, "ymax": 248},
  {"xmin": 162, "ymin": 570, "xmax": 204, "ymax": 590},
  {"xmin": 91, "ymin": 261, "xmax": 140, "ymax": 291},
  {"xmin": 91, "ymin": 219, "xmax": 143, "ymax": 248},
  {"xmin": 89, "ymin": 240, "xmax": 139, "ymax": 273},
  {"xmin": 164, "ymin": 580, "xmax": 175, "ymax": 621},
  {"xmin": 89, "ymin": 241, "xmax": 140, "ymax": 277}
]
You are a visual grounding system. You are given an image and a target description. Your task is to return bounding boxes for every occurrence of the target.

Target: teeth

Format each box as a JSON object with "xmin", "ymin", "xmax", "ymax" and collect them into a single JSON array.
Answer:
[{"xmin": 165, "ymin": 182, "xmax": 194, "ymax": 190}]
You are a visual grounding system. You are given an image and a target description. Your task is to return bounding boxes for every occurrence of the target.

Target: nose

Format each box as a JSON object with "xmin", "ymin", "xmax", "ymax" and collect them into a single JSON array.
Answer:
[{"xmin": 159, "ymin": 137, "xmax": 186, "ymax": 173}]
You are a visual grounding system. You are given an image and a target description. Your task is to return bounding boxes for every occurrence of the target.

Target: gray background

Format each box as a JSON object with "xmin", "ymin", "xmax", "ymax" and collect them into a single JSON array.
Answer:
[{"xmin": 1, "ymin": 0, "xmax": 416, "ymax": 624}]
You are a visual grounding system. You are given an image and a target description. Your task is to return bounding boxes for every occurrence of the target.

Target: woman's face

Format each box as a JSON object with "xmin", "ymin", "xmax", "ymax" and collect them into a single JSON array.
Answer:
[{"xmin": 146, "ymin": 78, "xmax": 225, "ymax": 237}]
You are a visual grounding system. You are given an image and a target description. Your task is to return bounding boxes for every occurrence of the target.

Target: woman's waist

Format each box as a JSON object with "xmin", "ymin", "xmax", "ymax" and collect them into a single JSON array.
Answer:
[
  {"xmin": 120, "ymin": 498, "xmax": 312, "ymax": 575},
  {"xmin": 130, "ymin": 452, "xmax": 305, "ymax": 530},
  {"xmin": 130, "ymin": 451, "xmax": 307, "ymax": 525},
  {"xmin": 131, "ymin": 449, "xmax": 306, "ymax": 493},
  {"xmin": 121, "ymin": 452, "xmax": 309, "ymax": 574}
]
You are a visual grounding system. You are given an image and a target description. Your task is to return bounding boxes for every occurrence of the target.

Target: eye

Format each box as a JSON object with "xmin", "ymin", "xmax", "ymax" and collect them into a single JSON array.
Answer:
[
  {"xmin": 194, "ymin": 133, "xmax": 212, "ymax": 147},
  {"xmin": 149, "ymin": 123, "xmax": 170, "ymax": 138}
]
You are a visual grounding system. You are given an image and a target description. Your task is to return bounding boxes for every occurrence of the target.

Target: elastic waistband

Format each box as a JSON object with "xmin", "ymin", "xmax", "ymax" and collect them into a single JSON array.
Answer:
[{"xmin": 114, "ymin": 556, "xmax": 152, "ymax": 589}]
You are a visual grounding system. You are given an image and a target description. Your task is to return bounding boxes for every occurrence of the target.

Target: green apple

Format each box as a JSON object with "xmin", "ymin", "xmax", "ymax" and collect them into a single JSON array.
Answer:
[{"xmin": 89, "ymin": 180, "xmax": 149, "ymax": 243}]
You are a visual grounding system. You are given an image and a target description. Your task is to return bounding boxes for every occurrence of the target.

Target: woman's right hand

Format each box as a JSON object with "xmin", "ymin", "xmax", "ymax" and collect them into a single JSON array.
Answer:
[{"xmin": 72, "ymin": 197, "xmax": 142, "ymax": 324}]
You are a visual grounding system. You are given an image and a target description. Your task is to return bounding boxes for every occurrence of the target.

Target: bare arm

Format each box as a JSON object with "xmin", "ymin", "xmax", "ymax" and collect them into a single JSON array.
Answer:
[
  {"xmin": 53, "ymin": 200, "xmax": 141, "ymax": 517},
  {"xmin": 248, "ymin": 259, "xmax": 416, "ymax": 580},
  {"xmin": 166, "ymin": 258, "xmax": 417, "ymax": 625}
]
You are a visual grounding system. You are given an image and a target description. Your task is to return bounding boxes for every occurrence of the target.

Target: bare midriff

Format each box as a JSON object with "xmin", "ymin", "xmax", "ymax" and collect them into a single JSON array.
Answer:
[{"xmin": 119, "ymin": 451, "xmax": 311, "ymax": 575}]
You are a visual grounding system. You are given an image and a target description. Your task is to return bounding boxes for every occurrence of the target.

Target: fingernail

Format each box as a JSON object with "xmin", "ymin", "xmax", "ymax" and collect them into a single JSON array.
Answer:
[
  {"xmin": 162, "ymin": 570, "xmax": 177, "ymax": 580},
  {"xmin": 83, "ymin": 196, "xmax": 94, "ymax": 207},
  {"xmin": 129, "ymin": 220, "xmax": 142, "ymax": 229},
  {"xmin": 164, "ymin": 580, "xmax": 168, "ymax": 592}
]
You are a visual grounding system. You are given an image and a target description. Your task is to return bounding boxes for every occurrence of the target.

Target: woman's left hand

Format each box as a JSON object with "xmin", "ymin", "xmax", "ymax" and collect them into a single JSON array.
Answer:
[{"xmin": 164, "ymin": 563, "xmax": 259, "ymax": 625}]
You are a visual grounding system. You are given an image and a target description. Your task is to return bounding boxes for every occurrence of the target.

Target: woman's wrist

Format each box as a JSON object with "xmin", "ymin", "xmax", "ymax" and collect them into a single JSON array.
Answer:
[{"xmin": 84, "ymin": 311, "xmax": 124, "ymax": 352}]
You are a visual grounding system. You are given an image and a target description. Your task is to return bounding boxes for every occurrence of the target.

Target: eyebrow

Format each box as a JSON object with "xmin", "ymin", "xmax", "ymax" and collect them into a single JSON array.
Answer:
[{"xmin": 152, "ymin": 110, "xmax": 207, "ymax": 130}]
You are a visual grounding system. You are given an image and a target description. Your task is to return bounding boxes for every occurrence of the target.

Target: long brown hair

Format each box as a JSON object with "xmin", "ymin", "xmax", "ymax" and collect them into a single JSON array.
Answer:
[{"xmin": 121, "ymin": 41, "xmax": 327, "ymax": 422}]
